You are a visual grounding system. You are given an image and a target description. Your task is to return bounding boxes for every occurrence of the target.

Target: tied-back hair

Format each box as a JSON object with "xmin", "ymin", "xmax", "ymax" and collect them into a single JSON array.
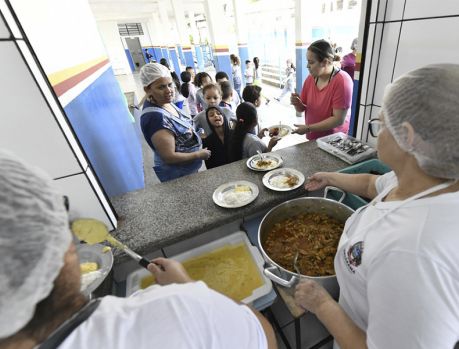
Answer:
[
  {"xmin": 253, "ymin": 57, "xmax": 260, "ymax": 70},
  {"xmin": 194, "ymin": 72, "xmax": 212, "ymax": 88},
  {"xmin": 229, "ymin": 102, "xmax": 258, "ymax": 162},
  {"xmin": 308, "ymin": 39, "xmax": 340, "ymax": 62},
  {"xmin": 230, "ymin": 54, "xmax": 241, "ymax": 66},
  {"xmin": 180, "ymin": 71, "xmax": 191, "ymax": 98},
  {"xmin": 242, "ymin": 85, "xmax": 262, "ymax": 104}
]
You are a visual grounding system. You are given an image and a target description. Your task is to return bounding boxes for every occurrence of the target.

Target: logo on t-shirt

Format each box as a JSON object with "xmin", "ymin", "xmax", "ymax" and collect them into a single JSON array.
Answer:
[{"xmin": 344, "ymin": 241, "xmax": 364, "ymax": 273}]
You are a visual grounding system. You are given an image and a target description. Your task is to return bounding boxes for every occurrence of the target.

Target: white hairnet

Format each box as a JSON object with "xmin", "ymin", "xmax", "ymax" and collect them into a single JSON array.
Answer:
[
  {"xmin": 382, "ymin": 63, "xmax": 459, "ymax": 179},
  {"xmin": 140, "ymin": 62, "xmax": 171, "ymax": 87},
  {"xmin": 0, "ymin": 149, "xmax": 71, "ymax": 338}
]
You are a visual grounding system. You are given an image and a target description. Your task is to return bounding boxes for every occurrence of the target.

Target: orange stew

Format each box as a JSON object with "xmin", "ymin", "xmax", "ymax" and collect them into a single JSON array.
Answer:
[{"xmin": 264, "ymin": 212, "xmax": 344, "ymax": 276}]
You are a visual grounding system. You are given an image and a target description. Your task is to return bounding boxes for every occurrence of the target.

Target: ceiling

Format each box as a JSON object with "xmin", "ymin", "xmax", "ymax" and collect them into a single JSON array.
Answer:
[{"xmin": 88, "ymin": 0, "xmax": 205, "ymax": 22}]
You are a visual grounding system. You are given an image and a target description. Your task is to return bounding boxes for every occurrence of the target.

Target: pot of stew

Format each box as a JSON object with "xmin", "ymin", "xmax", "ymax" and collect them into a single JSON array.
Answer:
[{"xmin": 258, "ymin": 187, "xmax": 354, "ymax": 296}]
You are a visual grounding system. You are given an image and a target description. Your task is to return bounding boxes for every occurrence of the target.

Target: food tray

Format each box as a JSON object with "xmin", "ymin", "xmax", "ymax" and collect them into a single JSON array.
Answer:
[
  {"xmin": 126, "ymin": 232, "xmax": 272, "ymax": 305},
  {"xmin": 317, "ymin": 132, "xmax": 377, "ymax": 164}
]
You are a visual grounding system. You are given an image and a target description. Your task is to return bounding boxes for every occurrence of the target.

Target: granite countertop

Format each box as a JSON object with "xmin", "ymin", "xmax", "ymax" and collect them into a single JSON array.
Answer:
[{"xmin": 110, "ymin": 141, "xmax": 347, "ymax": 264}]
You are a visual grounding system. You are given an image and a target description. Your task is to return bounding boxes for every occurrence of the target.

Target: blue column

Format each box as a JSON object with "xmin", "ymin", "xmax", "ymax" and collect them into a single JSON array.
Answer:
[
  {"xmin": 295, "ymin": 44, "xmax": 308, "ymax": 94},
  {"xmin": 195, "ymin": 45, "xmax": 204, "ymax": 71},
  {"xmin": 124, "ymin": 49, "xmax": 135, "ymax": 72},
  {"xmin": 238, "ymin": 44, "xmax": 249, "ymax": 85},
  {"xmin": 161, "ymin": 47, "xmax": 169, "ymax": 61},
  {"xmin": 183, "ymin": 46, "xmax": 195, "ymax": 70},
  {"xmin": 153, "ymin": 46, "xmax": 162, "ymax": 60},
  {"xmin": 214, "ymin": 48, "xmax": 232, "ymax": 79},
  {"xmin": 177, "ymin": 44, "xmax": 185, "ymax": 65},
  {"xmin": 169, "ymin": 47, "xmax": 181, "ymax": 74}
]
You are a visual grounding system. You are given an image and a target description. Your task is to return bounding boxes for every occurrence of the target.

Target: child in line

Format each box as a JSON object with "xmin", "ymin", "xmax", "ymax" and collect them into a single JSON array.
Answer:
[
  {"xmin": 244, "ymin": 60, "xmax": 254, "ymax": 85},
  {"xmin": 193, "ymin": 83, "xmax": 235, "ymax": 137},
  {"xmin": 218, "ymin": 81, "xmax": 235, "ymax": 112},
  {"xmin": 228, "ymin": 102, "xmax": 279, "ymax": 162},
  {"xmin": 215, "ymin": 71, "xmax": 241, "ymax": 107},
  {"xmin": 194, "ymin": 72, "xmax": 213, "ymax": 112},
  {"xmin": 180, "ymin": 71, "xmax": 198, "ymax": 117},
  {"xmin": 202, "ymin": 106, "xmax": 231, "ymax": 169},
  {"xmin": 275, "ymin": 59, "xmax": 296, "ymax": 102}
]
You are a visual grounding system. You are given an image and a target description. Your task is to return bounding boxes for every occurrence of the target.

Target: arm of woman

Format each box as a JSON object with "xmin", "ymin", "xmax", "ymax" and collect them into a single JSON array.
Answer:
[
  {"xmin": 152, "ymin": 129, "xmax": 209, "ymax": 165},
  {"xmin": 305, "ymin": 172, "xmax": 379, "ymax": 199},
  {"xmin": 295, "ymin": 280, "xmax": 367, "ymax": 349},
  {"xmin": 294, "ymin": 107, "xmax": 348, "ymax": 134}
]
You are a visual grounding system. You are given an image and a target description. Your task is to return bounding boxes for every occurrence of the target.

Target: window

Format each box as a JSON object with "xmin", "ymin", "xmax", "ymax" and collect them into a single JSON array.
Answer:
[{"xmin": 118, "ymin": 23, "xmax": 144, "ymax": 36}]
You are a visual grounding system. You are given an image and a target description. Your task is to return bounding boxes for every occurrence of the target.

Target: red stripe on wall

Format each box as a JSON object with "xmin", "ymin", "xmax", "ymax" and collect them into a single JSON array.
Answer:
[{"xmin": 53, "ymin": 59, "xmax": 110, "ymax": 97}]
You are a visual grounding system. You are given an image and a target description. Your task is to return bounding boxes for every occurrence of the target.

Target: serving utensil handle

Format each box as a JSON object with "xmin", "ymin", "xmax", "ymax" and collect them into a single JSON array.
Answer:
[
  {"xmin": 324, "ymin": 186, "xmax": 347, "ymax": 203},
  {"xmin": 264, "ymin": 266, "xmax": 297, "ymax": 288}
]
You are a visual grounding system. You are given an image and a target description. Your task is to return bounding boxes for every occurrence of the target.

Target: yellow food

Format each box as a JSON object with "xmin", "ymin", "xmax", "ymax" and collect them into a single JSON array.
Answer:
[
  {"xmin": 234, "ymin": 185, "xmax": 251, "ymax": 193},
  {"xmin": 80, "ymin": 262, "xmax": 99, "ymax": 274},
  {"xmin": 72, "ymin": 219, "xmax": 108, "ymax": 244},
  {"xmin": 140, "ymin": 244, "xmax": 263, "ymax": 302}
]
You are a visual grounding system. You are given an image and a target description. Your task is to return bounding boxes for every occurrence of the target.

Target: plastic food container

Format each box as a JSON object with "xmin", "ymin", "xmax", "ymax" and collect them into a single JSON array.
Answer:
[
  {"xmin": 126, "ymin": 232, "xmax": 272, "ymax": 305},
  {"xmin": 317, "ymin": 132, "xmax": 377, "ymax": 164}
]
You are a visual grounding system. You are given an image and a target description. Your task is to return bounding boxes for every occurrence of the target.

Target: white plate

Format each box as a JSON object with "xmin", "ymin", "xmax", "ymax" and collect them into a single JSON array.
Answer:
[
  {"xmin": 262, "ymin": 168, "xmax": 305, "ymax": 191},
  {"xmin": 77, "ymin": 243, "xmax": 113, "ymax": 295},
  {"xmin": 267, "ymin": 124, "xmax": 292, "ymax": 138},
  {"xmin": 246, "ymin": 153, "xmax": 283, "ymax": 172},
  {"xmin": 213, "ymin": 180, "xmax": 259, "ymax": 208}
]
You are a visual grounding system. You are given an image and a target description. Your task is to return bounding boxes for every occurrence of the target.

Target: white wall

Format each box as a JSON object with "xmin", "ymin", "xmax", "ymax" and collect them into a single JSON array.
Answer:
[
  {"xmin": 96, "ymin": 20, "xmax": 132, "ymax": 75},
  {"xmin": 356, "ymin": 0, "xmax": 459, "ymax": 145},
  {"xmin": 0, "ymin": 0, "xmax": 116, "ymax": 229}
]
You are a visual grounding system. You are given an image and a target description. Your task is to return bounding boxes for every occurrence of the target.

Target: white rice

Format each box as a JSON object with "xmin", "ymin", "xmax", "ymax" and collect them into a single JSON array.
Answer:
[
  {"xmin": 223, "ymin": 191, "xmax": 253, "ymax": 205},
  {"xmin": 270, "ymin": 175, "xmax": 292, "ymax": 188}
]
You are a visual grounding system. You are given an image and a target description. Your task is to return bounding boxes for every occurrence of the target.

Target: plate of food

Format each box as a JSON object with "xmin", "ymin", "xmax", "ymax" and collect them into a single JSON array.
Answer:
[
  {"xmin": 213, "ymin": 181, "xmax": 259, "ymax": 208},
  {"xmin": 77, "ymin": 243, "xmax": 113, "ymax": 295},
  {"xmin": 262, "ymin": 168, "xmax": 305, "ymax": 191},
  {"xmin": 267, "ymin": 124, "xmax": 292, "ymax": 138},
  {"xmin": 246, "ymin": 153, "xmax": 283, "ymax": 171}
]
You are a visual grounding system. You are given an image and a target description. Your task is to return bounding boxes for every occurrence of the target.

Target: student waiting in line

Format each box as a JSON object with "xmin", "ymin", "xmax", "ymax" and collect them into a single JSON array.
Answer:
[
  {"xmin": 215, "ymin": 71, "xmax": 241, "ymax": 107},
  {"xmin": 193, "ymin": 83, "xmax": 235, "ymax": 137},
  {"xmin": 218, "ymin": 81, "xmax": 235, "ymax": 113},
  {"xmin": 180, "ymin": 71, "xmax": 198, "ymax": 117},
  {"xmin": 202, "ymin": 106, "xmax": 231, "ymax": 169},
  {"xmin": 244, "ymin": 60, "xmax": 254, "ymax": 85},
  {"xmin": 194, "ymin": 72, "xmax": 213, "ymax": 112},
  {"xmin": 228, "ymin": 102, "xmax": 279, "ymax": 162}
]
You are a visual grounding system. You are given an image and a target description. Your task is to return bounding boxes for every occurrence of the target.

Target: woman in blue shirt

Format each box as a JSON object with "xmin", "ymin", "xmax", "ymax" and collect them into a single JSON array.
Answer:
[{"xmin": 140, "ymin": 63, "xmax": 211, "ymax": 182}]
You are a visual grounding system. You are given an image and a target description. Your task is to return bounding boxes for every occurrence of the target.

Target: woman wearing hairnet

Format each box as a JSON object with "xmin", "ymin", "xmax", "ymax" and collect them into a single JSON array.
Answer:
[
  {"xmin": 139, "ymin": 63, "xmax": 211, "ymax": 182},
  {"xmin": 294, "ymin": 64, "xmax": 459, "ymax": 348},
  {"xmin": 0, "ymin": 150, "xmax": 277, "ymax": 348}
]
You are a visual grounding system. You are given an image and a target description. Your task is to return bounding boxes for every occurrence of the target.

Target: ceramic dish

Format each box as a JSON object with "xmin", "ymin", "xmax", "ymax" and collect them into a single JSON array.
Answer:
[
  {"xmin": 77, "ymin": 243, "xmax": 113, "ymax": 295},
  {"xmin": 267, "ymin": 124, "xmax": 292, "ymax": 138},
  {"xmin": 262, "ymin": 168, "xmax": 305, "ymax": 191},
  {"xmin": 213, "ymin": 180, "xmax": 259, "ymax": 208},
  {"xmin": 246, "ymin": 153, "xmax": 283, "ymax": 172}
]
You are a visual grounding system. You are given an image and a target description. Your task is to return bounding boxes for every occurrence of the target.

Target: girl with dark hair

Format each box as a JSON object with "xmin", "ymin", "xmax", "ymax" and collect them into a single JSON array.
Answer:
[
  {"xmin": 194, "ymin": 72, "xmax": 213, "ymax": 112},
  {"xmin": 202, "ymin": 106, "xmax": 231, "ymax": 169},
  {"xmin": 291, "ymin": 39, "xmax": 353, "ymax": 140},
  {"xmin": 180, "ymin": 71, "xmax": 198, "ymax": 117},
  {"xmin": 253, "ymin": 57, "xmax": 261, "ymax": 85},
  {"xmin": 229, "ymin": 102, "xmax": 279, "ymax": 162}
]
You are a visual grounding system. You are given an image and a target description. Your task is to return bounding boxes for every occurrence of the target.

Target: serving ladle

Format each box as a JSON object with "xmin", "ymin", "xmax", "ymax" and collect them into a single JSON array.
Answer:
[
  {"xmin": 293, "ymin": 251, "xmax": 302, "ymax": 277},
  {"xmin": 72, "ymin": 218, "xmax": 151, "ymax": 269}
]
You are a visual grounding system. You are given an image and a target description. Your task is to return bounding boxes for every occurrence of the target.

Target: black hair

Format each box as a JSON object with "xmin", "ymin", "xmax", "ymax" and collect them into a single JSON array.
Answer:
[
  {"xmin": 159, "ymin": 58, "xmax": 170, "ymax": 69},
  {"xmin": 242, "ymin": 85, "xmax": 262, "ymax": 104},
  {"xmin": 170, "ymin": 71, "xmax": 181, "ymax": 92},
  {"xmin": 206, "ymin": 106, "xmax": 230, "ymax": 141},
  {"xmin": 194, "ymin": 72, "xmax": 212, "ymax": 87},
  {"xmin": 253, "ymin": 57, "xmax": 260, "ymax": 70},
  {"xmin": 308, "ymin": 39, "xmax": 338, "ymax": 62},
  {"xmin": 290, "ymin": 62, "xmax": 296, "ymax": 71},
  {"xmin": 185, "ymin": 66, "xmax": 193, "ymax": 71},
  {"xmin": 219, "ymin": 81, "xmax": 233, "ymax": 100},
  {"xmin": 229, "ymin": 102, "xmax": 258, "ymax": 162},
  {"xmin": 180, "ymin": 71, "xmax": 191, "ymax": 98},
  {"xmin": 245, "ymin": 59, "xmax": 251, "ymax": 65},
  {"xmin": 215, "ymin": 71, "xmax": 229, "ymax": 81}
]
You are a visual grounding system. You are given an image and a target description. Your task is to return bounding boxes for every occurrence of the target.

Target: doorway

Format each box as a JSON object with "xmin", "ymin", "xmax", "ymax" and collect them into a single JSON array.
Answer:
[{"xmin": 125, "ymin": 37, "xmax": 145, "ymax": 71}]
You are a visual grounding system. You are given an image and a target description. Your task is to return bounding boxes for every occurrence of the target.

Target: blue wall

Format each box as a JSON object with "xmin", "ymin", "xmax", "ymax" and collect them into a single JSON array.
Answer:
[
  {"xmin": 64, "ymin": 67, "xmax": 144, "ymax": 197},
  {"xmin": 124, "ymin": 49, "xmax": 135, "ymax": 72}
]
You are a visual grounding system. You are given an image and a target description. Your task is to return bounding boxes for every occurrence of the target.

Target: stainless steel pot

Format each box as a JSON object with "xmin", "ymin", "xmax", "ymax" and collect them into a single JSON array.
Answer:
[{"xmin": 258, "ymin": 187, "xmax": 354, "ymax": 296}]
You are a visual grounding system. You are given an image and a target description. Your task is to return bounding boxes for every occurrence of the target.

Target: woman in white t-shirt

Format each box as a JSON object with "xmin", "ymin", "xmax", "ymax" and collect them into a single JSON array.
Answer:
[
  {"xmin": 228, "ymin": 102, "xmax": 280, "ymax": 162},
  {"xmin": 294, "ymin": 64, "xmax": 459, "ymax": 349}
]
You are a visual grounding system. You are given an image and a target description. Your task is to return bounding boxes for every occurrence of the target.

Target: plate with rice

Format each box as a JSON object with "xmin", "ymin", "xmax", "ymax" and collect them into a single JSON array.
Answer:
[
  {"xmin": 262, "ymin": 168, "xmax": 305, "ymax": 191},
  {"xmin": 213, "ymin": 181, "xmax": 259, "ymax": 208}
]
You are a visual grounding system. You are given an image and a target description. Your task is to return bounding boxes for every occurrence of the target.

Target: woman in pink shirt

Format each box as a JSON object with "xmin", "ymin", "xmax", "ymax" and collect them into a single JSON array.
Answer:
[{"xmin": 291, "ymin": 39, "xmax": 353, "ymax": 140}]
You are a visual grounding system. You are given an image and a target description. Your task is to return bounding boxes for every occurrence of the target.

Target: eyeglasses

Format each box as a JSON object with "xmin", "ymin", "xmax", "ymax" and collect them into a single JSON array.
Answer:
[{"xmin": 368, "ymin": 118, "xmax": 383, "ymax": 138}]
